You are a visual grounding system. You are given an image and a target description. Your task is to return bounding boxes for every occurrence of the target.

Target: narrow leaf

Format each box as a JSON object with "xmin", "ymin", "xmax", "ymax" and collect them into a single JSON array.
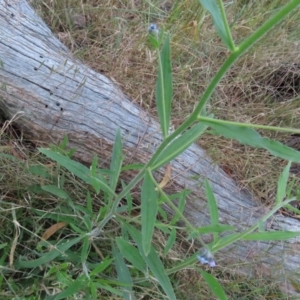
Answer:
[
  {"xmin": 276, "ymin": 161, "xmax": 291, "ymax": 204},
  {"xmin": 125, "ymin": 223, "xmax": 177, "ymax": 300},
  {"xmin": 17, "ymin": 235, "xmax": 83, "ymax": 268},
  {"xmin": 164, "ymin": 227, "xmax": 177, "ymax": 256},
  {"xmin": 199, "ymin": 269, "xmax": 228, "ymax": 300},
  {"xmin": 28, "ymin": 165, "xmax": 52, "ymax": 179},
  {"xmin": 153, "ymin": 122, "xmax": 207, "ymax": 170},
  {"xmin": 39, "ymin": 149, "xmax": 115, "ymax": 196},
  {"xmin": 141, "ymin": 170, "xmax": 158, "ymax": 255},
  {"xmin": 205, "ymin": 180, "xmax": 219, "ymax": 241},
  {"xmin": 89, "ymin": 257, "xmax": 114, "ymax": 276},
  {"xmin": 80, "ymin": 236, "xmax": 90, "ymax": 263},
  {"xmin": 109, "ymin": 128, "xmax": 123, "ymax": 191},
  {"xmin": 199, "ymin": 0, "xmax": 234, "ymax": 51},
  {"xmin": 54, "ymin": 276, "xmax": 85, "ymax": 300},
  {"xmin": 201, "ymin": 120, "xmax": 300, "ymax": 162},
  {"xmin": 41, "ymin": 185, "xmax": 69, "ymax": 199},
  {"xmin": 196, "ymin": 224, "xmax": 235, "ymax": 235},
  {"xmin": 243, "ymin": 231, "xmax": 300, "ymax": 241},
  {"xmin": 112, "ymin": 244, "xmax": 136, "ymax": 300},
  {"xmin": 116, "ymin": 237, "xmax": 146, "ymax": 273},
  {"xmin": 156, "ymin": 33, "xmax": 173, "ymax": 139}
]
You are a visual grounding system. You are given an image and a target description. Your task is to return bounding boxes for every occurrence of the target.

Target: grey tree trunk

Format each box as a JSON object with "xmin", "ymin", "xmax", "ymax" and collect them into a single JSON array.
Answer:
[{"xmin": 0, "ymin": 1, "xmax": 299, "ymax": 297}]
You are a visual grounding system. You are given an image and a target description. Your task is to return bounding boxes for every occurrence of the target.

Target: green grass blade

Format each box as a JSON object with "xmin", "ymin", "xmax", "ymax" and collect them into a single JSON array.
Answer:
[
  {"xmin": 152, "ymin": 122, "xmax": 207, "ymax": 170},
  {"xmin": 116, "ymin": 237, "xmax": 146, "ymax": 273},
  {"xmin": 112, "ymin": 244, "xmax": 136, "ymax": 300},
  {"xmin": 17, "ymin": 235, "xmax": 84, "ymax": 268},
  {"xmin": 205, "ymin": 179, "xmax": 219, "ymax": 241},
  {"xmin": 199, "ymin": 119, "xmax": 300, "ymax": 162},
  {"xmin": 141, "ymin": 169, "xmax": 158, "ymax": 256},
  {"xmin": 199, "ymin": 0, "xmax": 235, "ymax": 52},
  {"xmin": 243, "ymin": 231, "xmax": 300, "ymax": 241},
  {"xmin": 276, "ymin": 161, "xmax": 291, "ymax": 204},
  {"xmin": 199, "ymin": 269, "xmax": 228, "ymax": 300},
  {"xmin": 156, "ymin": 33, "xmax": 173, "ymax": 139},
  {"xmin": 125, "ymin": 223, "xmax": 177, "ymax": 300},
  {"xmin": 109, "ymin": 128, "xmax": 123, "ymax": 192}
]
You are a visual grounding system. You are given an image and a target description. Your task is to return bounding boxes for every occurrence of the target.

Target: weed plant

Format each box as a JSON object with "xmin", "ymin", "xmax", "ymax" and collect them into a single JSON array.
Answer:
[{"xmin": 1, "ymin": 0, "xmax": 300, "ymax": 299}]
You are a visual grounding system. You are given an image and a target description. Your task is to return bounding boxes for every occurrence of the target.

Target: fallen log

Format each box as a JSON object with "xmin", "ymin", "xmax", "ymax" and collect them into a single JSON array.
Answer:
[{"xmin": 0, "ymin": 1, "xmax": 299, "ymax": 296}]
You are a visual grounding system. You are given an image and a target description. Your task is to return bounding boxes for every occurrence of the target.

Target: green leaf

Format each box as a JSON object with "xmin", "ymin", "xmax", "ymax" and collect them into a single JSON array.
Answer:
[
  {"xmin": 112, "ymin": 244, "xmax": 136, "ymax": 300},
  {"xmin": 109, "ymin": 128, "xmax": 123, "ymax": 192},
  {"xmin": 199, "ymin": 0, "xmax": 234, "ymax": 52},
  {"xmin": 116, "ymin": 237, "xmax": 146, "ymax": 273},
  {"xmin": 170, "ymin": 189, "xmax": 188, "ymax": 225},
  {"xmin": 17, "ymin": 235, "xmax": 84, "ymax": 268},
  {"xmin": 54, "ymin": 276, "xmax": 86, "ymax": 300},
  {"xmin": 197, "ymin": 224, "xmax": 235, "ymax": 234},
  {"xmin": 205, "ymin": 180, "xmax": 219, "ymax": 241},
  {"xmin": 152, "ymin": 122, "xmax": 207, "ymax": 170},
  {"xmin": 121, "ymin": 181, "xmax": 133, "ymax": 213},
  {"xmin": 80, "ymin": 236, "xmax": 90, "ymax": 263},
  {"xmin": 201, "ymin": 120, "xmax": 300, "ymax": 162},
  {"xmin": 141, "ymin": 169, "xmax": 158, "ymax": 256},
  {"xmin": 89, "ymin": 257, "xmax": 114, "ymax": 276},
  {"xmin": 156, "ymin": 33, "xmax": 173, "ymax": 139},
  {"xmin": 125, "ymin": 223, "xmax": 177, "ymax": 300},
  {"xmin": 199, "ymin": 269, "xmax": 228, "ymax": 300},
  {"xmin": 39, "ymin": 149, "xmax": 115, "ymax": 196},
  {"xmin": 41, "ymin": 185, "xmax": 69, "ymax": 199},
  {"xmin": 276, "ymin": 161, "xmax": 291, "ymax": 204},
  {"xmin": 164, "ymin": 227, "xmax": 176, "ymax": 256},
  {"xmin": 243, "ymin": 231, "xmax": 300, "ymax": 241},
  {"xmin": 28, "ymin": 165, "xmax": 52, "ymax": 179}
]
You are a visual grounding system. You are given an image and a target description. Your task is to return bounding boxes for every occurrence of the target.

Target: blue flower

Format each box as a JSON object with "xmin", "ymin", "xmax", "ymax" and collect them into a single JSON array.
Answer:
[
  {"xmin": 148, "ymin": 23, "xmax": 159, "ymax": 36},
  {"xmin": 197, "ymin": 248, "xmax": 216, "ymax": 267}
]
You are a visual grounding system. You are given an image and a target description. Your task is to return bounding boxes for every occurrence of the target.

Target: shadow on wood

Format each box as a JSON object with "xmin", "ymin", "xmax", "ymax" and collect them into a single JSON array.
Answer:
[{"xmin": 0, "ymin": 1, "xmax": 299, "ymax": 296}]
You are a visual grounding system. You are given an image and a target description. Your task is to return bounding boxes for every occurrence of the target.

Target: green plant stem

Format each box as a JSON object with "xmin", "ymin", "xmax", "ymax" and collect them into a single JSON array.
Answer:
[
  {"xmin": 198, "ymin": 116, "xmax": 300, "ymax": 134},
  {"xmin": 212, "ymin": 197, "xmax": 297, "ymax": 252},
  {"xmin": 163, "ymin": 197, "xmax": 297, "ymax": 276},
  {"xmin": 96, "ymin": 0, "xmax": 300, "ymax": 233},
  {"xmin": 217, "ymin": 0, "xmax": 236, "ymax": 52}
]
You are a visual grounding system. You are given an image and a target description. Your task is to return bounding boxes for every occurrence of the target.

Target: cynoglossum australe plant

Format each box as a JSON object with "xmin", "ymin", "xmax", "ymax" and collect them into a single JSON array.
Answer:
[{"xmin": 4, "ymin": 1, "xmax": 300, "ymax": 299}]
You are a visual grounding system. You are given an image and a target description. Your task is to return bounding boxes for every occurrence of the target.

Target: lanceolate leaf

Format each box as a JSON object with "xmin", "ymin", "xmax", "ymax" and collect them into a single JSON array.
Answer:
[
  {"xmin": 124, "ymin": 223, "xmax": 177, "ymax": 300},
  {"xmin": 17, "ymin": 235, "xmax": 84, "ymax": 268},
  {"xmin": 200, "ymin": 120, "xmax": 300, "ymax": 162},
  {"xmin": 112, "ymin": 244, "xmax": 136, "ymax": 300},
  {"xmin": 141, "ymin": 170, "xmax": 158, "ymax": 256},
  {"xmin": 276, "ymin": 161, "xmax": 291, "ymax": 204},
  {"xmin": 39, "ymin": 149, "xmax": 115, "ymax": 196},
  {"xmin": 243, "ymin": 231, "xmax": 300, "ymax": 241},
  {"xmin": 199, "ymin": 269, "xmax": 228, "ymax": 300},
  {"xmin": 109, "ymin": 128, "xmax": 123, "ymax": 192},
  {"xmin": 199, "ymin": 0, "xmax": 234, "ymax": 52},
  {"xmin": 152, "ymin": 122, "xmax": 207, "ymax": 170},
  {"xmin": 156, "ymin": 33, "xmax": 173, "ymax": 139},
  {"xmin": 116, "ymin": 237, "xmax": 146, "ymax": 273},
  {"xmin": 205, "ymin": 179, "xmax": 219, "ymax": 241}
]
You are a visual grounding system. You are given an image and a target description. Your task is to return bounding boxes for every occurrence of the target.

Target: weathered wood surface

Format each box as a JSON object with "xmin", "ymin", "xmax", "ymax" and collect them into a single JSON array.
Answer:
[{"xmin": 0, "ymin": 1, "xmax": 299, "ymax": 296}]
